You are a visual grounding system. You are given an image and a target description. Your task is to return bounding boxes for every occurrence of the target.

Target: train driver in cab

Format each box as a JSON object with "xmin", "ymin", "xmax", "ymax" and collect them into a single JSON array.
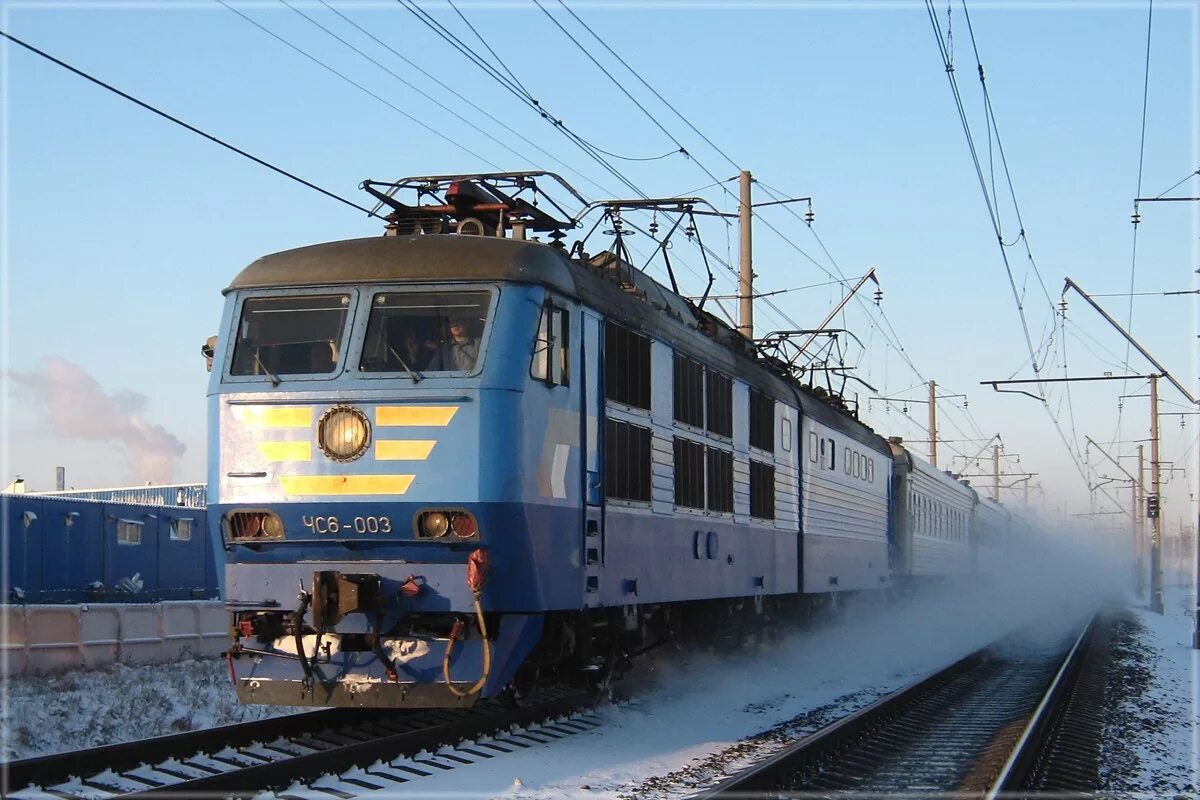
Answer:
[{"xmin": 428, "ymin": 315, "xmax": 479, "ymax": 371}]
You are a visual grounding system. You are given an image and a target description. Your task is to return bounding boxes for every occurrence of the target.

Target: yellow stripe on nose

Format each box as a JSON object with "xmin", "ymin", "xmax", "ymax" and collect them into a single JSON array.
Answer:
[
  {"xmin": 279, "ymin": 475, "xmax": 415, "ymax": 496},
  {"xmin": 375, "ymin": 440, "xmax": 437, "ymax": 460},
  {"xmin": 375, "ymin": 406, "xmax": 458, "ymax": 427},
  {"xmin": 257, "ymin": 441, "xmax": 312, "ymax": 462},
  {"xmin": 239, "ymin": 407, "xmax": 313, "ymax": 429}
]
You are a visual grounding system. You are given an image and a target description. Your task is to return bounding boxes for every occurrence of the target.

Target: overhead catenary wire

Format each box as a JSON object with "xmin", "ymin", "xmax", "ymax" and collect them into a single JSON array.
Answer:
[
  {"xmin": 555, "ymin": 0, "xmax": 743, "ymax": 174},
  {"xmin": 394, "ymin": 0, "xmax": 649, "ymax": 198},
  {"xmin": 1127, "ymin": 0, "xmax": 1156, "ymax": 334},
  {"xmin": 531, "ymin": 0, "xmax": 696, "ymax": 165},
  {"xmin": 264, "ymin": 0, "xmax": 729, "ymax": 308},
  {"xmin": 216, "ymin": 0, "xmax": 503, "ymax": 170},
  {"xmin": 530, "ymin": 1, "xmax": 836, "ymax": 340},
  {"xmin": 525, "ymin": 1, "xmax": 803, "ymax": 329},
  {"xmin": 1114, "ymin": 0, "xmax": 1157, "ymax": 467},
  {"xmin": 925, "ymin": 0, "xmax": 1090, "ymax": 488},
  {"xmin": 0, "ymin": 28, "xmax": 379, "ymax": 218},
  {"xmin": 311, "ymin": 0, "xmax": 616, "ymax": 201},
  {"xmin": 446, "ymin": 0, "xmax": 538, "ymax": 106},
  {"xmin": 512, "ymin": 1, "xmax": 884, "ymax": 351},
  {"xmin": 280, "ymin": 0, "xmax": 556, "ymax": 173}
]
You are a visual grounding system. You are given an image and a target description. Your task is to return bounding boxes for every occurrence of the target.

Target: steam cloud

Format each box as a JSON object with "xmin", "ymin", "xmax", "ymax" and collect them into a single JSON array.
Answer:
[{"xmin": 8, "ymin": 357, "xmax": 186, "ymax": 484}]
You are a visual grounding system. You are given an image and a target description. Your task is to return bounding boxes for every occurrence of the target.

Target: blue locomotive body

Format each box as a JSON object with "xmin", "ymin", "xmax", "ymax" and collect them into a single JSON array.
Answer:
[{"xmin": 209, "ymin": 178, "xmax": 1020, "ymax": 709}]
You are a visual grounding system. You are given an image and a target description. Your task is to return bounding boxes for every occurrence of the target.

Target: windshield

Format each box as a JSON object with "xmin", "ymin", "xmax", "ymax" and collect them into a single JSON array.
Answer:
[
  {"xmin": 360, "ymin": 291, "xmax": 492, "ymax": 374},
  {"xmin": 230, "ymin": 294, "xmax": 351, "ymax": 376}
]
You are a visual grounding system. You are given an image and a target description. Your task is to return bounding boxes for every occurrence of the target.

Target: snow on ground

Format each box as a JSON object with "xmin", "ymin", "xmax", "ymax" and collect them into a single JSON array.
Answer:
[
  {"xmin": 1, "ymin": 657, "xmax": 299, "ymax": 760},
  {"xmin": 1103, "ymin": 585, "xmax": 1200, "ymax": 796},
  {"xmin": 322, "ymin": 548, "xmax": 1113, "ymax": 800},
  {"xmin": 1, "ymin": 536, "xmax": 1119, "ymax": 800}
]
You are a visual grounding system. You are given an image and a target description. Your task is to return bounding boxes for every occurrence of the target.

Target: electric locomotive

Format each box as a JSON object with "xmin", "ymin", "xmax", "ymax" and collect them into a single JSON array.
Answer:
[{"xmin": 207, "ymin": 172, "xmax": 988, "ymax": 709}]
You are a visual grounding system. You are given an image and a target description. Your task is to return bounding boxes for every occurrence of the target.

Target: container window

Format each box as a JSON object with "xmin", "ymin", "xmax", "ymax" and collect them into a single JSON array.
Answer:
[
  {"xmin": 361, "ymin": 291, "xmax": 492, "ymax": 374},
  {"xmin": 117, "ymin": 519, "xmax": 142, "ymax": 546},
  {"xmin": 232, "ymin": 294, "xmax": 350, "ymax": 376},
  {"xmin": 170, "ymin": 518, "xmax": 193, "ymax": 542}
]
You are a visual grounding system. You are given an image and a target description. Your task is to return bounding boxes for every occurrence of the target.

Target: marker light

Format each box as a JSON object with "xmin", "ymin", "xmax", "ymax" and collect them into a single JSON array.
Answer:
[
  {"xmin": 416, "ymin": 510, "xmax": 480, "ymax": 540},
  {"xmin": 228, "ymin": 511, "xmax": 285, "ymax": 541},
  {"xmin": 451, "ymin": 513, "xmax": 477, "ymax": 538}
]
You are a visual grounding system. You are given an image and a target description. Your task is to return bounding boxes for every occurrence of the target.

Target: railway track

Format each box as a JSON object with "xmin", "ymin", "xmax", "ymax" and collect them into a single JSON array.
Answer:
[
  {"xmin": 6, "ymin": 615, "xmax": 1108, "ymax": 799},
  {"xmin": 4, "ymin": 687, "xmax": 595, "ymax": 799},
  {"xmin": 694, "ymin": 612, "xmax": 1104, "ymax": 798}
]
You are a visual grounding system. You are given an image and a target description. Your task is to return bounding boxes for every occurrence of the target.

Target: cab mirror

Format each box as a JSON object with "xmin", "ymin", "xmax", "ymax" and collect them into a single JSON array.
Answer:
[{"xmin": 202, "ymin": 336, "xmax": 217, "ymax": 372}]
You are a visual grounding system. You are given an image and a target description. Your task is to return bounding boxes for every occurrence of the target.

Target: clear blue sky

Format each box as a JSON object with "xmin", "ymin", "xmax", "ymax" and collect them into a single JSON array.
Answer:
[{"xmin": 3, "ymin": 0, "xmax": 1196, "ymax": 528}]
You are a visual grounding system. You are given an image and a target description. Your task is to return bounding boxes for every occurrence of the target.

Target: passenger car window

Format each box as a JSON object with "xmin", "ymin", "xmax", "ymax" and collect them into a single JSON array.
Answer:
[
  {"xmin": 231, "ymin": 294, "xmax": 350, "ymax": 376},
  {"xmin": 361, "ymin": 291, "xmax": 491, "ymax": 374}
]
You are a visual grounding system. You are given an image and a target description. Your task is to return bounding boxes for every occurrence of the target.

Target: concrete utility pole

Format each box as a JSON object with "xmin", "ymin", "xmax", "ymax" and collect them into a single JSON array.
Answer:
[
  {"xmin": 1137, "ymin": 445, "xmax": 1146, "ymax": 598},
  {"xmin": 738, "ymin": 170, "xmax": 753, "ymax": 339},
  {"xmin": 1129, "ymin": 195, "xmax": 1200, "ymax": 641},
  {"xmin": 928, "ymin": 381, "xmax": 938, "ymax": 469},
  {"xmin": 1150, "ymin": 374, "xmax": 1164, "ymax": 614},
  {"xmin": 993, "ymin": 445, "xmax": 1001, "ymax": 502}
]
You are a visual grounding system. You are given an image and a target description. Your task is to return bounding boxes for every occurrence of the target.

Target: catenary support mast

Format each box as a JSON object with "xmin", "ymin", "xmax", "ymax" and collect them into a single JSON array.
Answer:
[
  {"xmin": 738, "ymin": 170, "xmax": 753, "ymax": 338},
  {"xmin": 1150, "ymin": 374, "xmax": 1163, "ymax": 614},
  {"xmin": 928, "ymin": 381, "xmax": 938, "ymax": 469}
]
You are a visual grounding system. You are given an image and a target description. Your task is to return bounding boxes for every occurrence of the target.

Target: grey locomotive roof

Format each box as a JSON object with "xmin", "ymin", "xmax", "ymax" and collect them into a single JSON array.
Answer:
[
  {"xmin": 228, "ymin": 233, "xmax": 890, "ymax": 453},
  {"xmin": 226, "ymin": 235, "xmax": 578, "ymax": 295}
]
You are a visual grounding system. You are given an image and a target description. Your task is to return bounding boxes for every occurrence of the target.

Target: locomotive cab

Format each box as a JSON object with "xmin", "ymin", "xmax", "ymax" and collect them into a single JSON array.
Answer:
[{"xmin": 209, "ymin": 190, "xmax": 590, "ymax": 706}]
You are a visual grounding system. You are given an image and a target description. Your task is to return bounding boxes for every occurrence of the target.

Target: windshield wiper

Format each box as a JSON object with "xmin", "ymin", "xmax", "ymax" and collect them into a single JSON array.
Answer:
[
  {"xmin": 386, "ymin": 344, "xmax": 423, "ymax": 384},
  {"xmin": 252, "ymin": 352, "xmax": 281, "ymax": 387}
]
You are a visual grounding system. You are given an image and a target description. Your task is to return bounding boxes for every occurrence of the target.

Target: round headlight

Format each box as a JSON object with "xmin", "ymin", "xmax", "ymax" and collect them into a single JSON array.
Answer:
[
  {"xmin": 421, "ymin": 511, "xmax": 450, "ymax": 538},
  {"xmin": 318, "ymin": 405, "xmax": 370, "ymax": 462}
]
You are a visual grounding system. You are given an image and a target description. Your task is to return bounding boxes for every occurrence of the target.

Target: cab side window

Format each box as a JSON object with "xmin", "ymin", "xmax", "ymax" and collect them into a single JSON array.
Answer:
[{"xmin": 532, "ymin": 301, "xmax": 570, "ymax": 386}]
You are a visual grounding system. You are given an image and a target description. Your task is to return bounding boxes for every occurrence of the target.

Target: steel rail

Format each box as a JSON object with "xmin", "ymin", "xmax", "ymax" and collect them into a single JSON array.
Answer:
[
  {"xmin": 7, "ymin": 689, "xmax": 593, "ymax": 799},
  {"xmin": 125, "ymin": 689, "xmax": 591, "ymax": 798},
  {"xmin": 2, "ymin": 708, "xmax": 352, "ymax": 794},
  {"xmin": 692, "ymin": 614, "xmax": 1098, "ymax": 798},
  {"xmin": 985, "ymin": 611, "xmax": 1097, "ymax": 797},
  {"xmin": 691, "ymin": 649, "xmax": 987, "ymax": 797}
]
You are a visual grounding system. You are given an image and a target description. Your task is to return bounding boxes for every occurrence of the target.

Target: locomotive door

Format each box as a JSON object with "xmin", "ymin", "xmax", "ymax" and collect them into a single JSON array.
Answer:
[{"xmin": 580, "ymin": 308, "xmax": 605, "ymax": 607}]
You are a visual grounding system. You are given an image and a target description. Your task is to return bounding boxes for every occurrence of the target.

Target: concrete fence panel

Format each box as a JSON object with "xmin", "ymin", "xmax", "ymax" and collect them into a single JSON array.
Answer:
[{"xmin": 1, "ymin": 601, "xmax": 227, "ymax": 677}]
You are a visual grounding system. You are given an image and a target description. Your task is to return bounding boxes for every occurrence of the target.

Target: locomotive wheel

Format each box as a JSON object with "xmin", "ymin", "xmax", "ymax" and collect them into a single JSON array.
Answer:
[{"xmin": 500, "ymin": 665, "xmax": 541, "ymax": 708}]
